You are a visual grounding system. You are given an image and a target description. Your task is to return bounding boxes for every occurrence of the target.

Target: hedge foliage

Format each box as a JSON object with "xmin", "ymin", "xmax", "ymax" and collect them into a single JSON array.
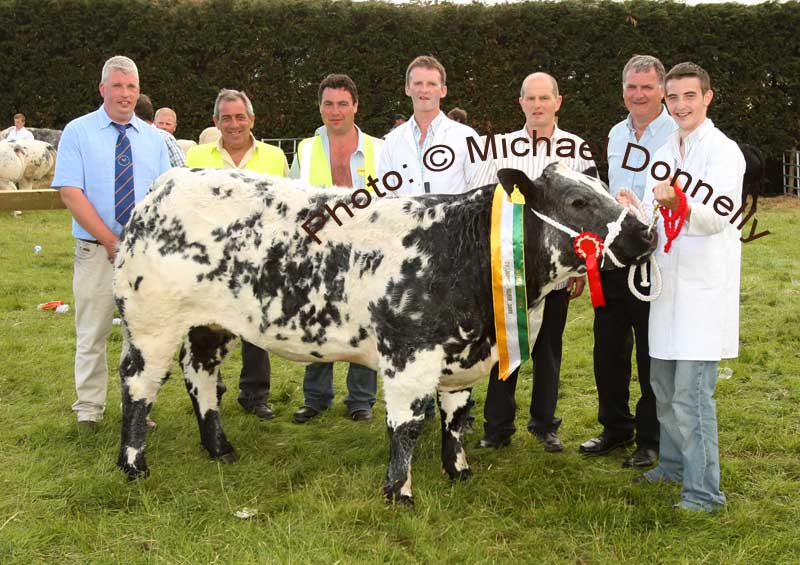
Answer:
[{"xmin": 1, "ymin": 0, "xmax": 798, "ymax": 188}]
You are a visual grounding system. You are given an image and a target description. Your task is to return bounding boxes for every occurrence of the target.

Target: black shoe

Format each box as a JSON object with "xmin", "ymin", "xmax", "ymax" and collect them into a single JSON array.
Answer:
[
  {"xmin": 240, "ymin": 401, "xmax": 274, "ymax": 420},
  {"xmin": 350, "ymin": 408, "xmax": 373, "ymax": 422},
  {"xmin": 533, "ymin": 430, "xmax": 564, "ymax": 453},
  {"xmin": 622, "ymin": 447, "xmax": 658, "ymax": 468},
  {"xmin": 579, "ymin": 433, "xmax": 634, "ymax": 456},
  {"xmin": 475, "ymin": 436, "xmax": 511, "ymax": 449},
  {"xmin": 292, "ymin": 405, "xmax": 321, "ymax": 424}
]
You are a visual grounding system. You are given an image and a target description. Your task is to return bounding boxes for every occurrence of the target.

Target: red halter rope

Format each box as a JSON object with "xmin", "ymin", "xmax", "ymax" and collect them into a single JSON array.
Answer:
[
  {"xmin": 659, "ymin": 181, "xmax": 688, "ymax": 253},
  {"xmin": 573, "ymin": 232, "xmax": 606, "ymax": 308}
]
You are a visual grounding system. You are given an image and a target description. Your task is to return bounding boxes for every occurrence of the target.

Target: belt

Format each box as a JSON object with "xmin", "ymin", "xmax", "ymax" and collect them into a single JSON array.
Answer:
[{"xmin": 77, "ymin": 238, "xmax": 100, "ymax": 245}]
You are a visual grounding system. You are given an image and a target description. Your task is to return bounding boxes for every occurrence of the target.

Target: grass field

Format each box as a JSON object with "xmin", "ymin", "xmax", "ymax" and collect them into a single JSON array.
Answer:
[{"xmin": 1, "ymin": 199, "xmax": 798, "ymax": 563}]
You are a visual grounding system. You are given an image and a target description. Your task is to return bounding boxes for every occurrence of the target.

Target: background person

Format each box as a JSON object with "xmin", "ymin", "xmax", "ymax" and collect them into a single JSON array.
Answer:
[
  {"xmin": 289, "ymin": 73, "xmax": 382, "ymax": 424},
  {"xmin": 447, "ymin": 107, "xmax": 467, "ymax": 124},
  {"xmin": 52, "ymin": 55, "xmax": 170, "ymax": 429},
  {"xmin": 154, "ymin": 107, "xmax": 178, "ymax": 134},
  {"xmin": 3, "ymin": 113, "xmax": 35, "ymax": 141},
  {"xmin": 471, "ymin": 72, "xmax": 592, "ymax": 453},
  {"xmin": 135, "ymin": 94, "xmax": 186, "ymax": 167},
  {"xmin": 186, "ymin": 89, "xmax": 289, "ymax": 422},
  {"xmin": 580, "ymin": 55, "xmax": 676, "ymax": 468}
]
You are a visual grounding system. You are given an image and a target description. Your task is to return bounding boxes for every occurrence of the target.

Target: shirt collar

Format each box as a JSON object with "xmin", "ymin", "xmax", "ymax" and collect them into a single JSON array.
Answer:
[
  {"xmin": 215, "ymin": 133, "xmax": 257, "ymax": 154},
  {"xmin": 411, "ymin": 111, "xmax": 445, "ymax": 139},
  {"xmin": 97, "ymin": 104, "xmax": 141, "ymax": 133},
  {"xmin": 515, "ymin": 123, "xmax": 563, "ymax": 140},
  {"xmin": 667, "ymin": 117, "xmax": 714, "ymax": 156},
  {"xmin": 315, "ymin": 124, "xmax": 366, "ymax": 154},
  {"xmin": 625, "ymin": 105, "xmax": 672, "ymax": 136}
]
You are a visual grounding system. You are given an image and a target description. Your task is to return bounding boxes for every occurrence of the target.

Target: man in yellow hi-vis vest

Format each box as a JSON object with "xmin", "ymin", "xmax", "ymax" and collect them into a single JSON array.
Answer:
[
  {"xmin": 186, "ymin": 89, "xmax": 289, "ymax": 422},
  {"xmin": 289, "ymin": 74, "xmax": 382, "ymax": 423}
]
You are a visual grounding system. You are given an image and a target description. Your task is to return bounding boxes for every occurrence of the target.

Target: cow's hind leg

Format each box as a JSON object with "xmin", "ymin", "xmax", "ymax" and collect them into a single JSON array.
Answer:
[
  {"xmin": 438, "ymin": 388, "xmax": 472, "ymax": 481},
  {"xmin": 118, "ymin": 328, "xmax": 183, "ymax": 479},
  {"xmin": 180, "ymin": 325, "xmax": 238, "ymax": 462}
]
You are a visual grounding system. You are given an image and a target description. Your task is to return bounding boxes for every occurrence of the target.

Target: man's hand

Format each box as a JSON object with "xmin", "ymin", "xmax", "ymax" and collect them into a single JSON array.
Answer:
[
  {"xmin": 653, "ymin": 181, "xmax": 680, "ymax": 211},
  {"xmin": 100, "ymin": 235, "xmax": 119, "ymax": 263},
  {"xmin": 653, "ymin": 179, "xmax": 691, "ymax": 219},
  {"xmin": 615, "ymin": 188, "xmax": 636, "ymax": 209},
  {"xmin": 567, "ymin": 276, "xmax": 585, "ymax": 300}
]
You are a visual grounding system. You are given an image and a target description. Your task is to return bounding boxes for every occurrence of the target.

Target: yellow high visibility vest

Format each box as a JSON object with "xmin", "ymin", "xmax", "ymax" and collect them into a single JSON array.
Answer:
[
  {"xmin": 296, "ymin": 131, "xmax": 381, "ymax": 187},
  {"xmin": 186, "ymin": 140, "xmax": 288, "ymax": 176}
]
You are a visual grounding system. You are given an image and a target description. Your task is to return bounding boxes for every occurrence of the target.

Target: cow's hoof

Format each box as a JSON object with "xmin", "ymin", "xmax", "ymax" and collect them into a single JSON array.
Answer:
[
  {"xmin": 445, "ymin": 468, "xmax": 472, "ymax": 482},
  {"xmin": 381, "ymin": 484, "xmax": 414, "ymax": 506},
  {"xmin": 118, "ymin": 460, "xmax": 150, "ymax": 481},
  {"xmin": 217, "ymin": 450, "xmax": 239, "ymax": 464}
]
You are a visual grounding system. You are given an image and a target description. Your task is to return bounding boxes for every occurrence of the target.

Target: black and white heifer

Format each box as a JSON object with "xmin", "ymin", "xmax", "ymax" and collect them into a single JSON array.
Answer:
[{"xmin": 114, "ymin": 163, "xmax": 655, "ymax": 503}]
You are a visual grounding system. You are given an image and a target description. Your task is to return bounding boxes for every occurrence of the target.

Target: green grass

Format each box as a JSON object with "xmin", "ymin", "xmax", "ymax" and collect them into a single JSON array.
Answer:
[{"xmin": 1, "ymin": 201, "xmax": 798, "ymax": 563}]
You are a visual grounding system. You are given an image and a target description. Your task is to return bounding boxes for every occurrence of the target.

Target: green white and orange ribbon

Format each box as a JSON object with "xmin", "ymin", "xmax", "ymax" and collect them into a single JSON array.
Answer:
[{"xmin": 491, "ymin": 184, "xmax": 530, "ymax": 381}]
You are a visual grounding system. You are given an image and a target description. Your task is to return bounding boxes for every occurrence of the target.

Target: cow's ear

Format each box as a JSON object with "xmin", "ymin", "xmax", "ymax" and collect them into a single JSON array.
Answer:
[{"xmin": 497, "ymin": 168, "xmax": 534, "ymax": 200}]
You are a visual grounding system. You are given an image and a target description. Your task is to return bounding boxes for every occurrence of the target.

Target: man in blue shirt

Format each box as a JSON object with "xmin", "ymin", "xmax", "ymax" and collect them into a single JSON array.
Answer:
[
  {"xmin": 53, "ymin": 55, "xmax": 170, "ymax": 429},
  {"xmin": 579, "ymin": 55, "xmax": 676, "ymax": 467}
]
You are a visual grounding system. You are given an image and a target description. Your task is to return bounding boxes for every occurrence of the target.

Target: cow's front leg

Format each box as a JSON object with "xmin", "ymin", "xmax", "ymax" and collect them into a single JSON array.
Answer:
[
  {"xmin": 438, "ymin": 388, "xmax": 472, "ymax": 481},
  {"xmin": 383, "ymin": 398, "xmax": 427, "ymax": 505},
  {"xmin": 180, "ymin": 326, "xmax": 238, "ymax": 462}
]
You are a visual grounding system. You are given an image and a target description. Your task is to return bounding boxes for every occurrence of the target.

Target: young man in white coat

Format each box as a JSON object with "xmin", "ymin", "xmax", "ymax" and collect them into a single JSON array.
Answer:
[{"xmin": 634, "ymin": 62, "xmax": 745, "ymax": 512}]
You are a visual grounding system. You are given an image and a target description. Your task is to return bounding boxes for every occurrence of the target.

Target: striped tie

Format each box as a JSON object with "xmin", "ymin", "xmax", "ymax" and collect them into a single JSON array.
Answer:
[{"xmin": 113, "ymin": 123, "xmax": 135, "ymax": 225}]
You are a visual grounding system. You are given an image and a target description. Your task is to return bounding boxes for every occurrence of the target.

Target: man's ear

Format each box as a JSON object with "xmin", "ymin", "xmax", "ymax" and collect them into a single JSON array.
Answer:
[{"xmin": 497, "ymin": 168, "xmax": 534, "ymax": 201}]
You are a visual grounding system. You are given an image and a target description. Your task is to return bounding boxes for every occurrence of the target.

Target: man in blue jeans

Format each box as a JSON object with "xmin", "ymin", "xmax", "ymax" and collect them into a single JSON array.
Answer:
[
  {"xmin": 289, "ymin": 74, "xmax": 382, "ymax": 423},
  {"xmin": 633, "ymin": 62, "xmax": 744, "ymax": 512}
]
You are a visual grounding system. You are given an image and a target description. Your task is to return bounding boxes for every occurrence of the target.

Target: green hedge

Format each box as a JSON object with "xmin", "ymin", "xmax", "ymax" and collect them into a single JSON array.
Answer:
[{"xmin": 2, "ymin": 0, "xmax": 797, "ymax": 191}]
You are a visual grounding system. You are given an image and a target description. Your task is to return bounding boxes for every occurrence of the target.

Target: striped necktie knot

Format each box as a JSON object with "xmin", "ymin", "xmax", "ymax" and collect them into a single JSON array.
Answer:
[{"xmin": 113, "ymin": 122, "xmax": 135, "ymax": 225}]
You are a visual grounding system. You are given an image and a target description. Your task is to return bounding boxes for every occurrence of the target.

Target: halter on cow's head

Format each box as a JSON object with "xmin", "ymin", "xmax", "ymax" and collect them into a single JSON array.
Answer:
[{"xmin": 497, "ymin": 163, "xmax": 657, "ymax": 297}]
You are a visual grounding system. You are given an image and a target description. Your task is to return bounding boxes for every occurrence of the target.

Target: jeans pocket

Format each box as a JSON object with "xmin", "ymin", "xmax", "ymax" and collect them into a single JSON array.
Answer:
[{"xmin": 75, "ymin": 241, "xmax": 98, "ymax": 261}]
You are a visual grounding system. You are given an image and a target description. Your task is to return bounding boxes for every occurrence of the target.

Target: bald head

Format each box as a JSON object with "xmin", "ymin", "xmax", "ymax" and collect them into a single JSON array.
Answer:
[
  {"xmin": 518, "ymin": 72, "xmax": 562, "ymax": 135},
  {"xmin": 520, "ymin": 72, "xmax": 559, "ymax": 99},
  {"xmin": 154, "ymin": 107, "xmax": 177, "ymax": 134}
]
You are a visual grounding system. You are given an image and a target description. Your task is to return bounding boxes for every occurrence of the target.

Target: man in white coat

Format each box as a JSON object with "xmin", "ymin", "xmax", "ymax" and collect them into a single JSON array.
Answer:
[
  {"xmin": 635, "ymin": 62, "xmax": 744, "ymax": 512},
  {"xmin": 377, "ymin": 55, "xmax": 481, "ymax": 196},
  {"xmin": 377, "ymin": 55, "xmax": 481, "ymax": 418}
]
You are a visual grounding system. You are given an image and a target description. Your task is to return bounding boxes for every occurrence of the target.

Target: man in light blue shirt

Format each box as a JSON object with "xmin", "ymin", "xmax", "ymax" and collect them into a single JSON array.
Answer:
[
  {"xmin": 53, "ymin": 55, "xmax": 170, "ymax": 428},
  {"xmin": 580, "ymin": 55, "xmax": 676, "ymax": 469}
]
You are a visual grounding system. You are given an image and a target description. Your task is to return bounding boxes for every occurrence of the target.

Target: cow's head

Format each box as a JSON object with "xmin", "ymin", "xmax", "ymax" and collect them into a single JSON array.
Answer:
[{"xmin": 497, "ymin": 164, "xmax": 656, "ymax": 285}]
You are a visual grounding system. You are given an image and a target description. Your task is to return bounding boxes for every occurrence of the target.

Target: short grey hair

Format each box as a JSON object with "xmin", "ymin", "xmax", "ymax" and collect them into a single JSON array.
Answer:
[
  {"xmin": 101, "ymin": 55, "xmax": 138, "ymax": 83},
  {"xmin": 213, "ymin": 89, "xmax": 254, "ymax": 120},
  {"xmin": 520, "ymin": 72, "xmax": 559, "ymax": 99},
  {"xmin": 155, "ymin": 107, "xmax": 176, "ymax": 120},
  {"xmin": 622, "ymin": 55, "xmax": 666, "ymax": 86}
]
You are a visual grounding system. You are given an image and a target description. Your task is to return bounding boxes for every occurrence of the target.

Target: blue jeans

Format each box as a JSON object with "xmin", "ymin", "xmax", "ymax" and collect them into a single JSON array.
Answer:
[
  {"xmin": 303, "ymin": 362, "xmax": 377, "ymax": 414},
  {"xmin": 647, "ymin": 358, "xmax": 725, "ymax": 511}
]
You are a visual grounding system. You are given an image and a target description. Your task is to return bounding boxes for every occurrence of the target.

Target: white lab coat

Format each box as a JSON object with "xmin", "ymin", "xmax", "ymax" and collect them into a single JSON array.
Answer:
[
  {"xmin": 377, "ymin": 113, "xmax": 482, "ymax": 196},
  {"xmin": 643, "ymin": 119, "xmax": 745, "ymax": 361}
]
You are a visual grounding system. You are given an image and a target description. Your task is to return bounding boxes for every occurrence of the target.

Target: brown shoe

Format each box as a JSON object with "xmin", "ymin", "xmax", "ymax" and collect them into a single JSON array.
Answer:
[{"xmin": 350, "ymin": 409, "xmax": 373, "ymax": 422}]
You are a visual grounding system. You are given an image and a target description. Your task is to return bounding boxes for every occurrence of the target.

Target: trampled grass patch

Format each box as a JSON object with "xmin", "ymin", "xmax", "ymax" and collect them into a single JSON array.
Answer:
[{"xmin": 0, "ymin": 201, "xmax": 798, "ymax": 563}]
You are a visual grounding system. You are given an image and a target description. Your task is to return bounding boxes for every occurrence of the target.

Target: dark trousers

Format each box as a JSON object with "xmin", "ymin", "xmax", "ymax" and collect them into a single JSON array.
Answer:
[
  {"xmin": 238, "ymin": 340, "xmax": 270, "ymax": 407},
  {"xmin": 483, "ymin": 289, "xmax": 569, "ymax": 440},
  {"xmin": 592, "ymin": 268, "xmax": 658, "ymax": 449}
]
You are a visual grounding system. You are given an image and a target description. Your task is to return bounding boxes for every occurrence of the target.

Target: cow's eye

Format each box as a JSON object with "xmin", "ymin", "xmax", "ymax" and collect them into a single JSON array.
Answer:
[{"xmin": 572, "ymin": 198, "xmax": 587, "ymax": 209}]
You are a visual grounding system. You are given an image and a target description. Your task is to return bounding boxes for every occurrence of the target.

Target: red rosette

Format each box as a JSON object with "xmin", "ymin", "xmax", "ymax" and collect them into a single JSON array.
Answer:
[{"xmin": 573, "ymin": 232, "xmax": 606, "ymax": 308}]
